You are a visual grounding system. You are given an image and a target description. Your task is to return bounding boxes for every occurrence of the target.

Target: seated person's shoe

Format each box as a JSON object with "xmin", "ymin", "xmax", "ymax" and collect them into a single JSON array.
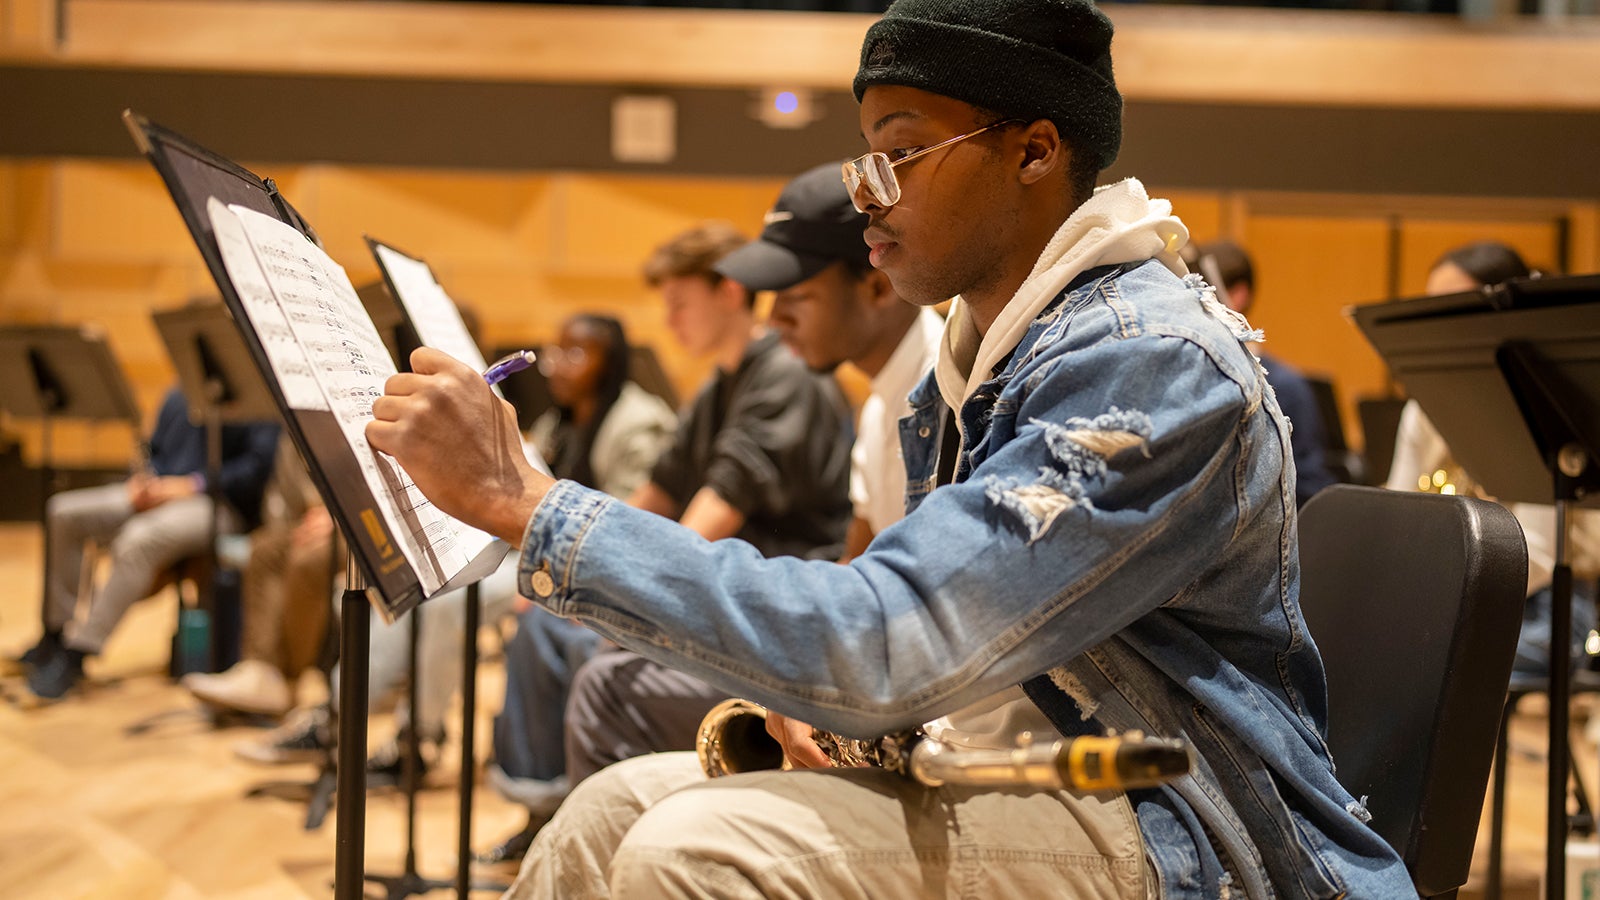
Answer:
[
  {"xmin": 234, "ymin": 704, "xmax": 332, "ymax": 764},
  {"xmin": 487, "ymin": 763, "xmax": 570, "ymax": 818},
  {"xmin": 473, "ymin": 817, "xmax": 543, "ymax": 871},
  {"xmin": 365, "ymin": 730, "xmax": 435, "ymax": 788},
  {"xmin": 181, "ymin": 659, "xmax": 291, "ymax": 717},
  {"xmin": 25, "ymin": 646, "xmax": 85, "ymax": 700},
  {"xmin": 1, "ymin": 630, "xmax": 63, "ymax": 677}
]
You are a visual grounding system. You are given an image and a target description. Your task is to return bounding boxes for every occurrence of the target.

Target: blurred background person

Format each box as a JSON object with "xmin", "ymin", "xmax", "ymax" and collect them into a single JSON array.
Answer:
[
  {"xmin": 477, "ymin": 312, "xmax": 678, "ymax": 863},
  {"xmin": 1193, "ymin": 239, "xmax": 1338, "ymax": 507},
  {"xmin": 181, "ymin": 436, "xmax": 334, "ymax": 719},
  {"xmin": 7, "ymin": 382, "xmax": 279, "ymax": 701}
]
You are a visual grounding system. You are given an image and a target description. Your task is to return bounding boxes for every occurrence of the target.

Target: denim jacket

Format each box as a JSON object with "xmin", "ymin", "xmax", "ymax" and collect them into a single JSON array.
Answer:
[{"xmin": 518, "ymin": 259, "xmax": 1412, "ymax": 898}]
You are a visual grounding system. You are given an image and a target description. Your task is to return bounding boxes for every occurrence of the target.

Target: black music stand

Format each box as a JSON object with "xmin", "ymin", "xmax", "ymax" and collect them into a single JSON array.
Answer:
[
  {"xmin": 121, "ymin": 305, "xmax": 281, "ymax": 736},
  {"xmin": 364, "ymin": 237, "xmax": 511, "ymax": 897},
  {"xmin": 153, "ymin": 304, "xmax": 281, "ymax": 668},
  {"xmin": 127, "ymin": 110, "xmax": 509, "ymax": 900},
  {"xmin": 1352, "ymin": 274, "xmax": 1600, "ymax": 900},
  {"xmin": 0, "ymin": 325, "xmax": 141, "ymax": 637}
]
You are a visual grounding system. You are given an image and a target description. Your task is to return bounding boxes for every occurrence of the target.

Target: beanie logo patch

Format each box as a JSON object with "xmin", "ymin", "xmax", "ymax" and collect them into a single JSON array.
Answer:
[{"xmin": 865, "ymin": 38, "xmax": 896, "ymax": 70}]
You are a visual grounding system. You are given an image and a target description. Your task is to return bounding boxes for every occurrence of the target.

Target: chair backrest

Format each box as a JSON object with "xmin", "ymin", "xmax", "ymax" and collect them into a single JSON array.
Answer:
[
  {"xmin": 1305, "ymin": 375, "xmax": 1366, "ymax": 485},
  {"xmin": 1298, "ymin": 485, "xmax": 1527, "ymax": 898}
]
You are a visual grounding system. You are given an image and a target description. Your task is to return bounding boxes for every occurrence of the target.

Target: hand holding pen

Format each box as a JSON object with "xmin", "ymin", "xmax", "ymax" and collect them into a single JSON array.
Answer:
[{"xmin": 368, "ymin": 347, "xmax": 552, "ymax": 544}]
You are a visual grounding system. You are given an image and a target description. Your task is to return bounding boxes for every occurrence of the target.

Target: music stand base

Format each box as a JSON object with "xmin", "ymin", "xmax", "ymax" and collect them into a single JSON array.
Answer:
[
  {"xmin": 362, "ymin": 870, "xmax": 455, "ymax": 900},
  {"xmin": 125, "ymin": 704, "xmax": 274, "ymax": 737},
  {"xmin": 244, "ymin": 757, "xmax": 338, "ymax": 831}
]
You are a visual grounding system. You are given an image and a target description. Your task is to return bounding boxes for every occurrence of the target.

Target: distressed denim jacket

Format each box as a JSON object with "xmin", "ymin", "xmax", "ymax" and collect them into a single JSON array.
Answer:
[{"xmin": 518, "ymin": 260, "xmax": 1413, "ymax": 899}]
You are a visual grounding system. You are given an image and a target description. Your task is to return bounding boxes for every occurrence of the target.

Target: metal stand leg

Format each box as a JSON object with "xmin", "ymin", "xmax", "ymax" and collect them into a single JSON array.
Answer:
[
  {"xmin": 458, "ymin": 581, "xmax": 509, "ymax": 896},
  {"xmin": 364, "ymin": 604, "xmax": 454, "ymax": 899},
  {"xmin": 1549, "ymin": 500, "xmax": 1575, "ymax": 900},
  {"xmin": 334, "ymin": 557, "xmax": 370, "ymax": 900},
  {"xmin": 1488, "ymin": 696, "xmax": 1513, "ymax": 900}
]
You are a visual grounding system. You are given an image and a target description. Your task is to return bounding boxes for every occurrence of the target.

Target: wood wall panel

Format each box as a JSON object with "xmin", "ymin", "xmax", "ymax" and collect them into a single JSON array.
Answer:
[
  {"xmin": 52, "ymin": 162, "xmax": 197, "ymax": 264},
  {"xmin": 550, "ymin": 175, "xmax": 784, "ymax": 276},
  {"xmin": 1158, "ymin": 189, "xmax": 1225, "ymax": 246},
  {"xmin": 4, "ymin": 155, "xmax": 1598, "ymax": 471},
  {"xmin": 0, "ymin": 161, "xmax": 16, "ymax": 249},
  {"xmin": 1571, "ymin": 205, "xmax": 1600, "ymax": 276},
  {"xmin": 0, "ymin": 0, "xmax": 56, "ymax": 51},
  {"xmin": 34, "ymin": 2, "xmax": 1600, "ymax": 111},
  {"xmin": 1397, "ymin": 218, "xmax": 1563, "ymax": 293},
  {"xmin": 1240, "ymin": 213, "xmax": 1394, "ymax": 449},
  {"xmin": 297, "ymin": 166, "xmax": 556, "ymax": 270}
]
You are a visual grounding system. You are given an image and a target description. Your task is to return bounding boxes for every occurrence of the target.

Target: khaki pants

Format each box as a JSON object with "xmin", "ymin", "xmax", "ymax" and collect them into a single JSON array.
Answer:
[
  {"xmin": 505, "ymin": 751, "xmax": 1151, "ymax": 900},
  {"xmin": 240, "ymin": 520, "xmax": 335, "ymax": 680}
]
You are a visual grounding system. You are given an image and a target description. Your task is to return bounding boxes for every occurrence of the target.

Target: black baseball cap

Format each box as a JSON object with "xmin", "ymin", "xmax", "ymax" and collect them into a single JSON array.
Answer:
[{"xmin": 714, "ymin": 161, "xmax": 871, "ymax": 292}]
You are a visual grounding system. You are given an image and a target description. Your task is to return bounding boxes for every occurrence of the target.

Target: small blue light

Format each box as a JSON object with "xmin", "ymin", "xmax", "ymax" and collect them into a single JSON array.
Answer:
[{"xmin": 774, "ymin": 91, "xmax": 799, "ymax": 115}]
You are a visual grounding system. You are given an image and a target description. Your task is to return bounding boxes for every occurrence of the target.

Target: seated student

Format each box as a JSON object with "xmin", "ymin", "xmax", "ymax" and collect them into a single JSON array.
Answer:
[
  {"xmin": 474, "ymin": 228, "xmax": 855, "ymax": 866},
  {"xmin": 483, "ymin": 314, "xmax": 677, "ymax": 844},
  {"xmin": 368, "ymin": 0, "xmax": 1414, "ymax": 895},
  {"xmin": 9, "ymin": 382, "xmax": 279, "ymax": 701},
  {"xmin": 547, "ymin": 159, "xmax": 944, "ymax": 847}
]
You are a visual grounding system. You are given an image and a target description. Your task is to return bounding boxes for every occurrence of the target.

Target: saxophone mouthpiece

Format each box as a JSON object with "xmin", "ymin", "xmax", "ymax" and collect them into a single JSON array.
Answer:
[
  {"xmin": 908, "ymin": 730, "xmax": 1193, "ymax": 791},
  {"xmin": 1060, "ymin": 732, "xmax": 1193, "ymax": 792}
]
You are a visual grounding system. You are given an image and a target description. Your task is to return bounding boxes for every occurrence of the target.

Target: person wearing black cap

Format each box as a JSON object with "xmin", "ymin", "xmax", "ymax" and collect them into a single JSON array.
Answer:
[
  {"xmin": 369, "ymin": 0, "xmax": 1414, "ymax": 896},
  {"xmin": 472, "ymin": 221, "xmax": 856, "ymax": 868},
  {"xmin": 716, "ymin": 161, "xmax": 940, "ymax": 562}
]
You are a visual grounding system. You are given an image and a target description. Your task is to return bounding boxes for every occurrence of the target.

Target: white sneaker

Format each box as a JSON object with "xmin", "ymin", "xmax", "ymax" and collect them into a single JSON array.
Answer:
[{"xmin": 182, "ymin": 659, "xmax": 291, "ymax": 717}]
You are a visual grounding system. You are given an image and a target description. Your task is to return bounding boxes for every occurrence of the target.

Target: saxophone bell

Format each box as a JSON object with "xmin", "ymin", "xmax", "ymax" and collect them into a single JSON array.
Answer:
[{"xmin": 696, "ymin": 698, "xmax": 786, "ymax": 778}]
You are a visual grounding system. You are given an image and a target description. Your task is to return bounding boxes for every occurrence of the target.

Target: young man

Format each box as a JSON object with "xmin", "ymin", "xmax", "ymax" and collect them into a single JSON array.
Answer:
[
  {"xmin": 475, "ymin": 222, "xmax": 856, "ymax": 865},
  {"xmin": 11, "ymin": 383, "xmax": 279, "ymax": 700},
  {"xmin": 718, "ymin": 161, "xmax": 943, "ymax": 562},
  {"xmin": 627, "ymin": 221, "xmax": 854, "ymax": 559},
  {"xmin": 367, "ymin": 0, "xmax": 1413, "ymax": 896}
]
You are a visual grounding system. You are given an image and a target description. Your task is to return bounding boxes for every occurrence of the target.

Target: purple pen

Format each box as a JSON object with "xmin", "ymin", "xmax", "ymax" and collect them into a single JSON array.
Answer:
[{"xmin": 483, "ymin": 349, "xmax": 537, "ymax": 386}]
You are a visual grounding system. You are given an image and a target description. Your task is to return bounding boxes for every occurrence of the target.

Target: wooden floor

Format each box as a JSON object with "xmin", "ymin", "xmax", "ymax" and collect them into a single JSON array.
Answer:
[
  {"xmin": 0, "ymin": 523, "xmax": 526, "ymax": 899},
  {"xmin": 0, "ymin": 518, "xmax": 1591, "ymax": 898}
]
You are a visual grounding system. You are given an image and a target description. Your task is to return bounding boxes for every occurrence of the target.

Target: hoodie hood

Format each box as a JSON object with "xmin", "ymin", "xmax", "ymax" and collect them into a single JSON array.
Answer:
[{"xmin": 934, "ymin": 178, "xmax": 1190, "ymax": 425}]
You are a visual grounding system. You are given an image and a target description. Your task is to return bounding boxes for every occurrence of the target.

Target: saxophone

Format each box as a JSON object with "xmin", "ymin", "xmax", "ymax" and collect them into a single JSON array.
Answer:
[{"xmin": 695, "ymin": 698, "xmax": 1192, "ymax": 790}]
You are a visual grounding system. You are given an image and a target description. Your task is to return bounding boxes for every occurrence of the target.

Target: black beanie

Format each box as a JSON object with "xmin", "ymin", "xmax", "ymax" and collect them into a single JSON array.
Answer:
[{"xmin": 852, "ymin": 0, "xmax": 1122, "ymax": 172}]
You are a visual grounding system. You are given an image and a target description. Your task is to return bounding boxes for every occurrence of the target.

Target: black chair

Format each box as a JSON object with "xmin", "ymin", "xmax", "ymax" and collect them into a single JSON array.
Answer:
[
  {"xmin": 1305, "ymin": 375, "xmax": 1365, "ymax": 486},
  {"xmin": 1356, "ymin": 395, "xmax": 1409, "ymax": 487},
  {"xmin": 1299, "ymin": 485, "xmax": 1527, "ymax": 899}
]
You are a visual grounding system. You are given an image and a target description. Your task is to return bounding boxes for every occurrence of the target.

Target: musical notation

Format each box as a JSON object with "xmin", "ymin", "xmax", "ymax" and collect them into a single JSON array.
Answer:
[{"xmin": 208, "ymin": 200, "xmax": 493, "ymax": 598}]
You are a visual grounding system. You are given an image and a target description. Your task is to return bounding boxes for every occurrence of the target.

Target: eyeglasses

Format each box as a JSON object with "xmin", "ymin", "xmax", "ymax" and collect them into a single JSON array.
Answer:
[
  {"xmin": 841, "ymin": 119, "xmax": 1022, "ymax": 213},
  {"xmin": 537, "ymin": 345, "xmax": 588, "ymax": 376}
]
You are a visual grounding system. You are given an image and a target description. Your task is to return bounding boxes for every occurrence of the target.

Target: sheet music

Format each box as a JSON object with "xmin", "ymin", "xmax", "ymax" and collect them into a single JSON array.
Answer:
[
  {"xmin": 371, "ymin": 243, "xmax": 488, "ymax": 371},
  {"xmin": 208, "ymin": 199, "xmax": 493, "ymax": 597},
  {"xmin": 370, "ymin": 239, "xmax": 552, "ymax": 477},
  {"xmin": 209, "ymin": 200, "xmax": 328, "ymax": 412}
]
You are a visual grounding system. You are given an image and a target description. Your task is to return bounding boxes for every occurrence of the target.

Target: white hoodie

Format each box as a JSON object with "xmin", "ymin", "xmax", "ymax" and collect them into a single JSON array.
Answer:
[{"xmin": 934, "ymin": 178, "xmax": 1191, "ymax": 430}]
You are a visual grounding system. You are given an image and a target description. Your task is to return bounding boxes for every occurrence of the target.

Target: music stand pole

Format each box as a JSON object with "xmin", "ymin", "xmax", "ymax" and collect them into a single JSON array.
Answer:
[
  {"xmin": 203, "ymin": 377, "xmax": 225, "ymax": 673},
  {"xmin": 364, "ymin": 603, "xmax": 455, "ymax": 898},
  {"xmin": 30, "ymin": 358, "xmax": 67, "ymax": 635},
  {"xmin": 334, "ymin": 552, "xmax": 370, "ymax": 900},
  {"xmin": 37, "ymin": 389, "xmax": 57, "ymax": 623},
  {"xmin": 1548, "ymin": 452, "xmax": 1586, "ymax": 900},
  {"xmin": 459, "ymin": 579, "xmax": 499, "ymax": 898}
]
